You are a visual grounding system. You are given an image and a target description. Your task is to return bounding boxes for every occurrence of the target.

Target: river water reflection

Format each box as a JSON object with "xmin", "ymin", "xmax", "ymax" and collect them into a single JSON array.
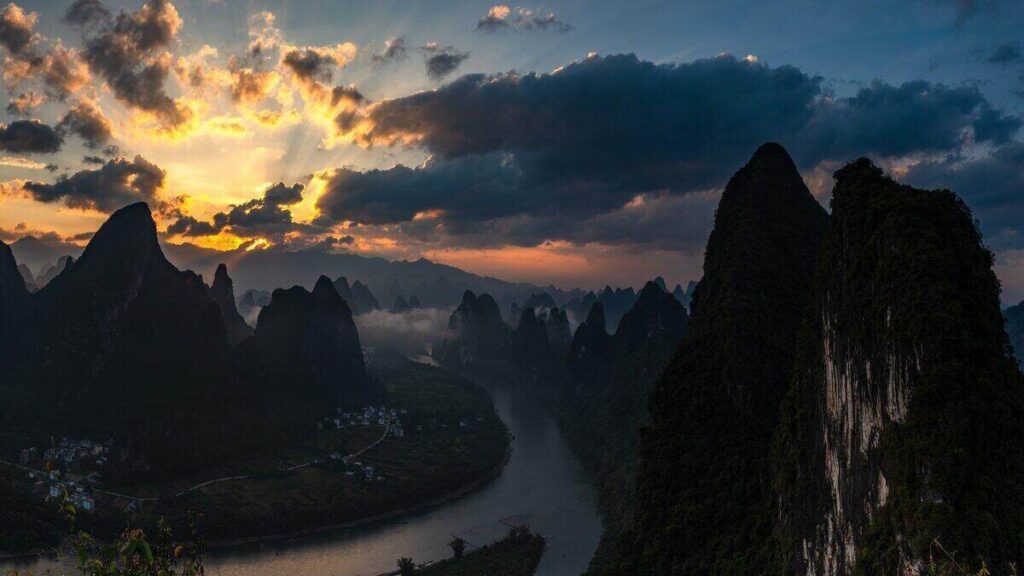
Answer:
[{"xmin": 5, "ymin": 362, "xmax": 603, "ymax": 576}]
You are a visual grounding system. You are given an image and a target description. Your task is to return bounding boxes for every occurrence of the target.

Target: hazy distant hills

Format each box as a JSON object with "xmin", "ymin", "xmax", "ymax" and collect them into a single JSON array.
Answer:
[{"xmin": 161, "ymin": 242, "xmax": 587, "ymax": 316}]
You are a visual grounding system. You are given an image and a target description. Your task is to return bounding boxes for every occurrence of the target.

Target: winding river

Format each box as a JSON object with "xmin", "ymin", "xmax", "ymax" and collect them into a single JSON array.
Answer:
[{"xmin": 4, "ymin": 361, "xmax": 604, "ymax": 576}]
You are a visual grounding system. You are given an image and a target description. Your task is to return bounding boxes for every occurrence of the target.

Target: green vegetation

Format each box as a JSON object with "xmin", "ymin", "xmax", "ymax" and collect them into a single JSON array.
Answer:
[
  {"xmin": 773, "ymin": 160, "xmax": 1024, "ymax": 575},
  {"xmin": 2, "ymin": 352, "xmax": 508, "ymax": 551},
  {"xmin": 610, "ymin": 143, "xmax": 828, "ymax": 575},
  {"xmin": 399, "ymin": 526, "xmax": 544, "ymax": 576},
  {"xmin": 558, "ymin": 331, "xmax": 678, "ymax": 574}
]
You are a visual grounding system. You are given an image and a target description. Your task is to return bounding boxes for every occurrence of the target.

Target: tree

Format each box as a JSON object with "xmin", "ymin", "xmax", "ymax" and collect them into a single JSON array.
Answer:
[
  {"xmin": 448, "ymin": 536, "xmax": 466, "ymax": 559},
  {"xmin": 397, "ymin": 556, "xmax": 416, "ymax": 576}
]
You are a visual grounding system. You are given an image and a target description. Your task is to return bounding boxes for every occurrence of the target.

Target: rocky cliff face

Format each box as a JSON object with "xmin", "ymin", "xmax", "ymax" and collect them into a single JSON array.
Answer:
[
  {"xmin": 435, "ymin": 290, "xmax": 509, "ymax": 372},
  {"xmin": 773, "ymin": 159, "xmax": 1024, "ymax": 576},
  {"xmin": 255, "ymin": 276, "xmax": 373, "ymax": 405},
  {"xmin": 210, "ymin": 263, "xmax": 254, "ymax": 345},
  {"xmin": 619, "ymin": 143, "xmax": 828, "ymax": 575}
]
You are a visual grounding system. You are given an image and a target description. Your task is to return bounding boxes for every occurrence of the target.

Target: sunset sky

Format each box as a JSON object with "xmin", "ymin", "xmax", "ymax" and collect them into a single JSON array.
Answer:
[{"xmin": 1, "ymin": 0, "xmax": 1024, "ymax": 296}]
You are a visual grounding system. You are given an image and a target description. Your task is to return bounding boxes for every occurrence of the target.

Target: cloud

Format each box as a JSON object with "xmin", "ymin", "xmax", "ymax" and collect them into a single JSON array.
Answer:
[
  {"xmin": 5, "ymin": 90, "xmax": 44, "ymax": 115},
  {"xmin": 422, "ymin": 43, "xmax": 469, "ymax": 80},
  {"xmin": 82, "ymin": 155, "xmax": 105, "ymax": 164},
  {"xmin": 0, "ymin": 3, "xmax": 38, "ymax": 58},
  {"xmin": 0, "ymin": 120, "xmax": 62, "ymax": 153},
  {"xmin": 986, "ymin": 42, "xmax": 1021, "ymax": 65},
  {"xmin": 318, "ymin": 53, "xmax": 1019, "ymax": 250},
  {"xmin": 76, "ymin": 0, "xmax": 190, "ymax": 128},
  {"xmin": 903, "ymin": 142, "xmax": 1024, "ymax": 249},
  {"xmin": 21, "ymin": 155, "xmax": 165, "ymax": 211},
  {"xmin": 57, "ymin": 99, "xmax": 115, "ymax": 149},
  {"xmin": 477, "ymin": 5, "xmax": 571, "ymax": 33},
  {"xmin": 62, "ymin": 0, "xmax": 111, "ymax": 27},
  {"xmin": 167, "ymin": 182, "xmax": 322, "ymax": 240},
  {"xmin": 372, "ymin": 37, "xmax": 407, "ymax": 65},
  {"xmin": 282, "ymin": 44, "xmax": 354, "ymax": 82},
  {"xmin": 0, "ymin": 155, "xmax": 47, "ymax": 170}
]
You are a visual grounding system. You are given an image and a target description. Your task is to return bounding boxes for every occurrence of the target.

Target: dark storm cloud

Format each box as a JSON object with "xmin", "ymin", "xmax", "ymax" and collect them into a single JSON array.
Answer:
[
  {"xmin": 0, "ymin": 2, "xmax": 37, "ymax": 57},
  {"xmin": 372, "ymin": 37, "xmax": 407, "ymax": 65},
  {"xmin": 986, "ymin": 42, "xmax": 1021, "ymax": 65},
  {"xmin": 74, "ymin": 0, "xmax": 188, "ymax": 127},
  {"xmin": 0, "ymin": 120, "xmax": 63, "ymax": 153},
  {"xmin": 82, "ymin": 155, "xmax": 105, "ymax": 164},
  {"xmin": 801, "ymin": 79, "xmax": 1020, "ymax": 155},
  {"xmin": 318, "ymin": 53, "xmax": 1020, "ymax": 249},
  {"xmin": 903, "ymin": 143, "xmax": 1024, "ymax": 248},
  {"xmin": 22, "ymin": 155, "xmax": 165, "ymax": 212},
  {"xmin": 62, "ymin": 0, "xmax": 112, "ymax": 27},
  {"xmin": 476, "ymin": 6, "xmax": 571, "ymax": 33},
  {"xmin": 168, "ymin": 182, "xmax": 322, "ymax": 239},
  {"xmin": 422, "ymin": 44, "xmax": 469, "ymax": 80},
  {"xmin": 282, "ymin": 48, "xmax": 336, "ymax": 82},
  {"xmin": 58, "ymin": 101, "xmax": 114, "ymax": 149}
]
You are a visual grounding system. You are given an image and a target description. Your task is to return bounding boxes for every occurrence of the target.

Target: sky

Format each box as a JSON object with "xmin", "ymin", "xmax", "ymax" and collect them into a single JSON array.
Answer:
[{"xmin": 1, "ymin": 0, "xmax": 1023, "ymax": 298}]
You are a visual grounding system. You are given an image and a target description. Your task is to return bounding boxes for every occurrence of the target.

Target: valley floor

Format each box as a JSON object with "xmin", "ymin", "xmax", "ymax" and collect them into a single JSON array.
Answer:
[{"xmin": 0, "ymin": 352, "xmax": 510, "ymax": 553}]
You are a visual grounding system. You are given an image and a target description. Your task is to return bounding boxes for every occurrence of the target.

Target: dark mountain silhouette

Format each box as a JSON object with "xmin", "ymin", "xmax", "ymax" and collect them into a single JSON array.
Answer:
[
  {"xmin": 210, "ymin": 263, "xmax": 254, "ymax": 344},
  {"xmin": 509, "ymin": 307, "xmax": 556, "ymax": 384},
  {"xmin": 564, "ymin": 291, "xmax": 598, "ymax": 326},
  {"xmin": 618, "ymin": 143, "xmax": 829, "ymax": 575},
  {"xmin": 253, "ymin": 276, "xmax": 374, "ymax": 406},
  {"xmin": 598, "ymin": 286, "xmax": 637, "ymax": 332},
  {"xmin": 0, "ymin": 240, "xmax": 29, "ymax": 364},
  {"xmin": 566, "ymin": 302, "xmax": 614, "ymax": 393},
  {"xmin": 350, "ymin": 280, "xmax": 381, "ymax": 314},
  {"xmin": 613, "ymin": 281, "xmax": 687, "ymax": 359},
  {"xmin": 10, "ymin": 235, "xmax": 81, "ymax": 276},
  {"xmin": 333, "ymin": 276, "xmax": 354, "ymax": 302},
  {"xmin": 544, "ymin": 307, "xmax": 572, "ymax": 360},
  {"xmin": 435, "ymin": 290, "xmax": 509, "ymax": 373},
  {"xmin": 391, "ymin": 294, "xmax": 410, "ymax": 313},
  {"xmin": 561, "ymin": 280, "xmax": 689, "ymax": 573},
  {"xmin": 522, "ymin": 292, "xmax": 557, "ymax": 310},
  {"xmin": 3, "ymin": 203, "xmax": 239, "ymax": 479},
  {"xmin": 34, "ymin": 255, "xmax": 74, "ymax": 289},
  {"xmin": 16, "ymin": 263, "xmax": 36, "ymax": 292},
  {"xmin": 161, "ymin": 243, "xmax": 588, "ymax": 316},
  {"xmin": 773, "ymin": 159, "xmax": 1024, "ymax": 575},
  {"xmin": 1007, "ymin": 301, "xmax": 1024, "ymax": 367},
  {"xmin": 408, "ymin": 294, "xmax": 422, "ymax": 308}
]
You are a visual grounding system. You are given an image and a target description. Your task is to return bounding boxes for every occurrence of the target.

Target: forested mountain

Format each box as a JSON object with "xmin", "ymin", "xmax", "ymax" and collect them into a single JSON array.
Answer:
[
  {"xmin": 0, "ymin": 239, "xmax": 29, "ymax": 365},
  {"xmin": 773, "ymin": 159, "xmax": 1024, "ymax": 575},
  {"xmin": 435, "ymin": 290, "xmax": 510, "ymax": 373},
  {"xmin": 0, "ymin": 204, "xmax": 377, "ymax": 482},
  {"xmin": 561, "ymin": 281, "xmax": 689, "ymax": 574},
  {"xmin": 249, "ymin": 276, "xmax": 375, "ymax": 406},
  {"xmin": 613, "ymin": 143, "xmax": 829, "ymax": 575},
  {"xmin": 0, "ymin": 203, "xmax": 240, "ymax": 479},
  {"xmin": 210, "ymin": 263, "xmax": 254, "ymax": 344}
]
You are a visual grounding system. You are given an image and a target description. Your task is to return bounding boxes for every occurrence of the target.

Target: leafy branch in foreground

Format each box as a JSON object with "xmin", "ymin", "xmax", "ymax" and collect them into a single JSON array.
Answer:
[
  {"xmin": 926, "ymin": 540, "xmax": 1018, "ymax": 576},
  {"xmin": 5, "ymin": 494, "xmax": 207, "ymax": 576}
]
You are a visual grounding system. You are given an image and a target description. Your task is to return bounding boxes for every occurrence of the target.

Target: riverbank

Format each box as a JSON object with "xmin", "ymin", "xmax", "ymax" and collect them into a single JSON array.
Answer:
[
  {"xmin": 377, "ymin": 529, "xmax": 545, "ymax": 576},
  {"xmin": 1, "ymin": 352, "xmax": 510, "ymax": 557}
]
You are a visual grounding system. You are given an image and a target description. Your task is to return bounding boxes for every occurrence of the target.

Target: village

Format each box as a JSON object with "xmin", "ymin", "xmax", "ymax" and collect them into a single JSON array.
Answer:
[{"xmin": 3, "ymin": 403, "xmax": 487, "ymax": 515}]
